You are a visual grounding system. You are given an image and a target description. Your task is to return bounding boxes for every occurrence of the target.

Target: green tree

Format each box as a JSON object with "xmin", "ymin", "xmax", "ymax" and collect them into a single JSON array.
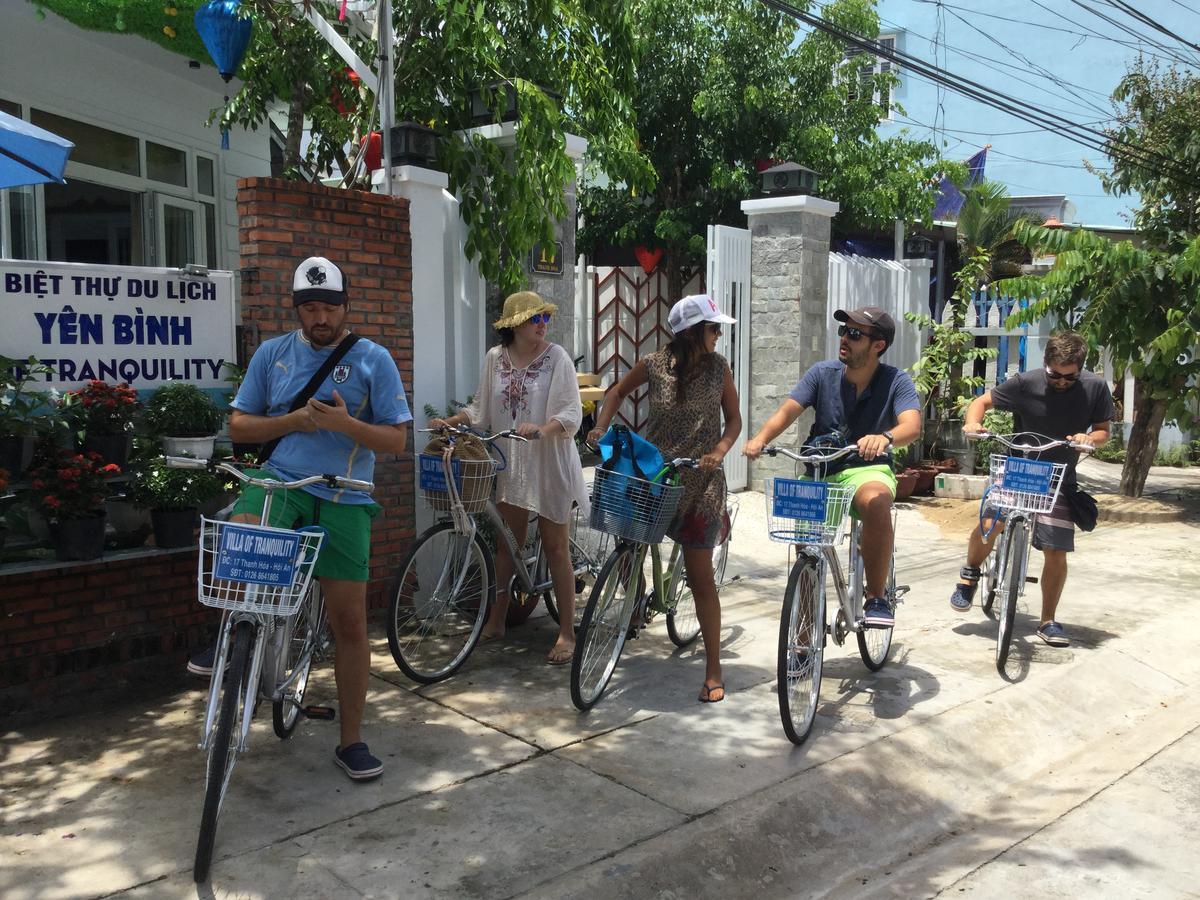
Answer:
[
  {"xmin": 1002, "ymin": 59, "xmax": 1200, "ymax": 498},
  {"xmin": 35, "ymin": 0, "xmax": 649, "ymax": 294},
  {"xmin": 579, "ymin": 0, "xmax": 947, "ymax": 298}
]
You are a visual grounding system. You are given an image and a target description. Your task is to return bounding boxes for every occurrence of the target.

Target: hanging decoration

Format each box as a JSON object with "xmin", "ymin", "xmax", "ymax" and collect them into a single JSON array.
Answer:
[{"xmin": 194, "ymin": 0, "xmax": 253, "ymax": 150}]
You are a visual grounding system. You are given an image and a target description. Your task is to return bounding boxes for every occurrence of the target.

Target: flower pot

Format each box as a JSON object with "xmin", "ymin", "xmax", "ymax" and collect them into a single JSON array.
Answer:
[
  {"xmin": 105, "ymin": 499, "xmax": 151, "ymax": 550},
  {"xmin": 943, "ymin": 447, "xmax": 975, "ymax": 476},
  {"xmin": 83, "ymin": 432, "xmax": 132, "ymax": 469},
  {"xmin": 152, "ymin": 507, "xmax": 198, "ymax": 548},
  {"xmin": 895, "ymin": 470, "xmax": 918, "ymax": 500},
  {"xmin": 913, "ymin": 467, "xmax": 938, "ymax": 495},
  {"xmin": 162, "ymin": 436, "xmax": 217, "ymax": 459},
  {"xmin": 53, "ymin": 513, "xmax": 107, "ymax": 561},
  {"xmin": 0, "ymin": 433, "xmax": 35, "ymax": 475}
]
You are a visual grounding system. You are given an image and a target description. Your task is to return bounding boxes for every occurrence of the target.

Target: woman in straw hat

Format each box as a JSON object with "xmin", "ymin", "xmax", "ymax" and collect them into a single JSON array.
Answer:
[
  {"xmin": 588, "ymin": 294, "xmax": 742, "ymax": 703},
  {"xmin": 431, "ymin": 291, "xmax": 588, "ymax": 664}
]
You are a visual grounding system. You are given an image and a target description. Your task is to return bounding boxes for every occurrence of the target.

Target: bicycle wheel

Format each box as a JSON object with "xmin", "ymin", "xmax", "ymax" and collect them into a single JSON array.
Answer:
[
  {"xmin": 272, "ymin": 583, "xmax": 326, "ymax": 739},
  {"xmin": 778, "ymin": 554, "xmax": 825, "ymax": 745},
  {"xmin": 665, "ymin": 551, "xmax": 701, "ymax": 647},
  {"xmin": 387, "ymin": 522, "xmax": 493, "ymax": 684},
  {"xmin": 996, "ymin": 521, "xmax": 1027, "ymax": 673},
  {"xmin": 194, "ymin": 620, "xmax": 253, "ymax": 883},
  {"xmin": 570, "ymin": 545, "xmax": 642, "ymax": 711},
  {"xmin": 857, "ymin": 549, "xmax": 895, "ymax": 672}
]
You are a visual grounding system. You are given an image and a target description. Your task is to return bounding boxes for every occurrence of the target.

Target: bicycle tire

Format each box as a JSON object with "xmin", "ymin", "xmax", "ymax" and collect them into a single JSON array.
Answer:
[
  {"xmin": 387, "ymin": 522, "xmax": 493, "ymax": 685},
  {"xmin": 194, "ymin": 620, "xmax": 253, "ymax": 883},
  {"xmin": 570, "ymin": 545, "xmax": 642, "ymax": 711},
  {"xmin": 857, "ymin": 548, "xmax": 895, "ymax": 672},
  {"xmin": 272, "ymin": 583, "xmax": 326, "ymax": 739},
  {"xmin": 996, "ymin": 521, "xmax": 1027, "ymax": 673},
  {"xmin": 778, "ymin": 554, "xmax": 825, "ymax": 745},
  {"xmin": 665, "ymin": 551, "xmax": 702, "ymax": 647}
]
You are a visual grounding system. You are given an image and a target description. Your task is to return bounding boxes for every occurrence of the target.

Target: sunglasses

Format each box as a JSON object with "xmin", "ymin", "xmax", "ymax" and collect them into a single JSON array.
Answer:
[
  {"xmin": 527, "ymin": 313, "xmax": 553, "ymax": 325},
  {"xmin": 838, "ymin": 324, "xmax": 879, "ymax": 342},
  {"xmin": 706, "ymin": 323, "xmax": 723, "ymax": 334},
  {"xmin": 1045, "ymin": 366, "xmax": 1080, "ymax": 382}
]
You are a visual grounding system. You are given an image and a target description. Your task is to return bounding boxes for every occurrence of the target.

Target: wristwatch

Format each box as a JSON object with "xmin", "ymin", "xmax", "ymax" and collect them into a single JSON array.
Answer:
[{"xmin": 882, "ymin": 431, "xmax": 895, "ymax": 445}]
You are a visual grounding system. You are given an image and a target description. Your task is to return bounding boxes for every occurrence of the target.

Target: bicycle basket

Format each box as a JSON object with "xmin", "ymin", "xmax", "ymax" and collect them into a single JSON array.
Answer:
[
  {"xmin": 198, "ymin": 518, "xmax": 323, "ymax": 617},
  {"xmin": 419, "ymin": 439, "xmax": 496, "ymax": 514},
  {"xmin": 589, "ymin": 466, "xmax": 683, "ymax": 544},
  {"xmin": 764, "ymin": 478, "xmax": 855, "ymax": 546},
  {"xmin": 986, "ymin": 454, "xmax": 1068, "ymax": 515}
]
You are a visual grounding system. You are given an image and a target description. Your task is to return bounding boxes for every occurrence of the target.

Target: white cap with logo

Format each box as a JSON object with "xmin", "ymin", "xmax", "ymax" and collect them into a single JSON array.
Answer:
[
  {"xmin": 292, "ymin": 256, "xmax": 348, "ymax": 307},
  {"xmin": 667, "ymin": 293, "xmax": 737, "ymax": 334}
]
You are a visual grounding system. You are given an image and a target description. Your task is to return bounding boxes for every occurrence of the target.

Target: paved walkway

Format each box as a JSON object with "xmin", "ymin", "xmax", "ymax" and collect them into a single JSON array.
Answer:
[{"xmin": 3, "ymin": 478, "xmax": 1200, "ymax": 899}]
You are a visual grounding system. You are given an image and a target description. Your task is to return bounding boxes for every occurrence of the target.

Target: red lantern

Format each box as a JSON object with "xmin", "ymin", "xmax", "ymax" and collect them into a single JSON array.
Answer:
[{"xmin": 360, "ymin": 131, "xmax": 382, "ymax": 172}]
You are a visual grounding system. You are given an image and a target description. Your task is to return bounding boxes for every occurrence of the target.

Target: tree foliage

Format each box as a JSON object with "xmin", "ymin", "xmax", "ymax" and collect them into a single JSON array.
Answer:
[
  {"xmin": 579, "ymin": 0, "xmax": 946, "ymax": 291},
  {"xmin": 1001, "ymin": 60, "xmax": 1200, "ymax": 497}
]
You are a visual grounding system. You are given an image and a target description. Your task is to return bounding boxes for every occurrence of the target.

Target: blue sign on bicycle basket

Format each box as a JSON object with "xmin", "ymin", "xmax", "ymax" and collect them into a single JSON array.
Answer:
[
  {"xmin": 773, "ymin": 478, "xmax": 829, "ymax": 521},
  {"xmin": 419, "ymin": 454, "xmax": 461, "ymax": 492},
  {"xmin": 1002, "ymin": 457, "xmax": 1055, "ymax": 495},
  {"xmin": 214, "ymin": 524, "xmax": 302, "ymax": 586}
]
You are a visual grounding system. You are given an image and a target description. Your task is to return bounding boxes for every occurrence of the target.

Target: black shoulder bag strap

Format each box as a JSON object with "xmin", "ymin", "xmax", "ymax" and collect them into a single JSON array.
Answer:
[{"xmin": 258, "ymin": 332, "xmax": 362, "ymax": 464}]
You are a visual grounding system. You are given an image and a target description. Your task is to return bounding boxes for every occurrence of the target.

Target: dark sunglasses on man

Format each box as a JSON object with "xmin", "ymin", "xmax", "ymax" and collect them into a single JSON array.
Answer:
[
  {"xmin": 1045, "ymin": 366, "xmax": 1080, "ymax": 382},
  {"xmin": 838, "ymin": 324, "xmax": 879, "ymax": 342}
]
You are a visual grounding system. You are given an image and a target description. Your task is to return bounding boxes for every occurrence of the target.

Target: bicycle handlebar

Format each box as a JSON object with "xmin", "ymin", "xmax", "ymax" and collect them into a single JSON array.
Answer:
[
  {"xmin": 762, "ymin": 444, "xmax": 859, "ymax": 464},
  {"xmin": 164, "ymin": 456, "xmax": 376, "ymax": 493},
  {"xmin": 420, "ymin": 424, "xmax": 537, "ymax": 442},
  {"xmin": 965, "ymin": 431, "xmax": 1094, "ymax": 454}
]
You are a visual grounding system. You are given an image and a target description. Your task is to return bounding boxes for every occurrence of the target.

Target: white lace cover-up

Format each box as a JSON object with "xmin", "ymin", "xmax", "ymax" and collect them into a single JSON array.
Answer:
[{"xmin": 463, "ymin": 343, "xmax": 589, "ymax": 524}]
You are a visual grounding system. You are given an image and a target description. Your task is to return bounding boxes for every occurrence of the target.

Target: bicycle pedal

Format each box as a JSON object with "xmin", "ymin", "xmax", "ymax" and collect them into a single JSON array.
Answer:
[
  {"xmin": 894, "ymin": 584, "xmax": 910, "ymax": 598},
  {"xmin": 301, "ymin": 705, "xmax": 336, "ymax": 721},
  {"xmin": 1025, "ymin": 576, "xmax": 1039, "ymax": 584}
]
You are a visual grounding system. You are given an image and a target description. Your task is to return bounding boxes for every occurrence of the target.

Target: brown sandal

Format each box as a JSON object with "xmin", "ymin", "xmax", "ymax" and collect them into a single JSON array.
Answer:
[{"xmin": 697, "ymin": 683, "xmax": 726, "ymax": 703}]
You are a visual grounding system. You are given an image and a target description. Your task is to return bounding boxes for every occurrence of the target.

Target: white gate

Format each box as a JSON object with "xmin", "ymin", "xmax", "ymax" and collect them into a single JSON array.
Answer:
[
  {"xmin": 706, "ymin": 224, "xmax": 751, "ymax": 491},
  {"xmin": 826, "ymin": 254, "xmax": 931, "ymax": 375}
]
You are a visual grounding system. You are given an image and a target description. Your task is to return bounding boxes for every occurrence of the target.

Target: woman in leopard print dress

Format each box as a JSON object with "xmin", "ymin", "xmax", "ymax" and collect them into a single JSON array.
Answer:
[{"xmin": 589, "ymin": 295, "xmax": 742, "ymax": 703}]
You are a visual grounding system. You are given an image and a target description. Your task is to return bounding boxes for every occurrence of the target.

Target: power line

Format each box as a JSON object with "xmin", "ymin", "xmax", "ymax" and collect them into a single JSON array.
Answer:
[
  {"xmin": 766, "ymin": 1, "xmax": 1200, "ymax": 191},
  {"xmin": 892, "ymin": 114, "xmax": 1113, "ymax": 171},
  {"xmin": 1038, "ymin": 0, "xmax": 1198, "ymax": 68},
  {"xmin": 1101, "ymin": 0, "xmax": 1200, "ymax": 57}
]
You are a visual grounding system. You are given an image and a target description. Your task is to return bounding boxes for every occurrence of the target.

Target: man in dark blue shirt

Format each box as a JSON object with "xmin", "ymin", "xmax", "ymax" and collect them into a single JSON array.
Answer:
[{"xmin": 745, "ymin": 307, "xmax": 921, "ymax": 627}]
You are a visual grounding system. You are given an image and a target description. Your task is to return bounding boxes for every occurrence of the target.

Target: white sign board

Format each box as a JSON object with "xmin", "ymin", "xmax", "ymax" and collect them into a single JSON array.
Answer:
[{"xmin": 0, "ymin": 259, "xmax": 236, "ymax": 391}]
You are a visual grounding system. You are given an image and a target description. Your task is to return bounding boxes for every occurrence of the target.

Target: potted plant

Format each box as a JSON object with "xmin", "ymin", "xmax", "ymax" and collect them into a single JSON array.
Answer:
[
  {"xmin": 1, "ymin": 355, "xmax": 58, "ymax": 476},
  {"xmin": 131, "ymin": 456, "xmax": 224, "ymax": 548},
  {"xmin": 27, "ymin": 449, "xmax": 121, "ymax": 560},
  {"xmin": 143, "ymin": 383, "xmax": 225, "ymax": 459},
  {"xmin": 61, "ymin": 380, "xmax": 140, "ymax": 468}
]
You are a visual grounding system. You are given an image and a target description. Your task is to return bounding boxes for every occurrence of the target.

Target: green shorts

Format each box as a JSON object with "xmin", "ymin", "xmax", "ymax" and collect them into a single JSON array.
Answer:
[
  {"xmin": 828, "ymin": 464, "xmax": 897, "ymax": 518},
  {"xmin": 231, "ymin": 470, "xmax": 381, "ymax": 582}
]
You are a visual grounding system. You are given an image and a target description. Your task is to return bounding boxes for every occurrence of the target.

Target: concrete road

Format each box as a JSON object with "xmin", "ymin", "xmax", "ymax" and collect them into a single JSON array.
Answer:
[{"xmin": 3, "ymin": 475, "xmax": 1199, "ymax": 899}]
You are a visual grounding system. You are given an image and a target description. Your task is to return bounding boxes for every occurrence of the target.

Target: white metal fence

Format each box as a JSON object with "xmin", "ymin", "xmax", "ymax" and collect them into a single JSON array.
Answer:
[{"xmin": 826, "ymin": 254, "xmax": 931, "ymax": 374}]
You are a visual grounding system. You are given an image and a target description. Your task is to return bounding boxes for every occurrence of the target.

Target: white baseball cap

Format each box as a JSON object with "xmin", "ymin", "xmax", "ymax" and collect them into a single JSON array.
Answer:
[
  {"xmin": 667, "ymin": 294, "xmax": 736, "ymax": 334},
  {"xmin": 292, "ymin": 256, "xmax": 348, "ymax": 306}
]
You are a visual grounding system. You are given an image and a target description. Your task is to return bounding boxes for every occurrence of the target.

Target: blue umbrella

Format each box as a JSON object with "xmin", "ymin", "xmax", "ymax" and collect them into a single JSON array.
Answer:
[{"xmin": 0, "ymin": 111, "xmax": 74, "ymax": 190}]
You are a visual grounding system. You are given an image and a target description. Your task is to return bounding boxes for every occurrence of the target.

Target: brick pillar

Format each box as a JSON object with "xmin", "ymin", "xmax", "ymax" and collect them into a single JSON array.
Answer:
[
  {"xmin": 237, "ymin": 178, "xmax": 415, "ymax": 609},
  {"xmin": 739, "ymin": 194, "xmax": 840, "ymax": 484}
]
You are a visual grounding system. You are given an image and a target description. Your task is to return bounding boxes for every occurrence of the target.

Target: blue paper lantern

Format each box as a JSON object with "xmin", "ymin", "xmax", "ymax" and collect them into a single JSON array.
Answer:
[{"xmin": 194, "ymin": 0, "xmax": 253, "ymax": 83}]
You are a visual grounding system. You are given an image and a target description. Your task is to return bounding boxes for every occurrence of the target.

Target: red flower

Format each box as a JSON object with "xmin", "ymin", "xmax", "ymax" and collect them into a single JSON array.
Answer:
[
  {"xmin": 101, "ymin": 464, "xmax": 121, "ymax": 475},
  {"xmin": 43, "ymin": 495, "xmax": 61, "ymax": 508},
  {"xmin": 31, "ymin": 479, "xmax": 44, "ymax": 489}
]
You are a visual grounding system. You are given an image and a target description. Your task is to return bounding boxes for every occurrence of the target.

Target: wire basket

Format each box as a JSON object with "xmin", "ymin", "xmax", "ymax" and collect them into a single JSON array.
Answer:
[
  {"xmin": 764, "ymin": 478, "xmax": 855, "ymax": 546},
  {"xmin": 589, "ymin": 466, "xmax": 683, "ymax": 544},
  {"xmin": 986, "ymin": 454, "xmax": 1068, "ymax": 514},
  {"xmin": 198, "ymin": 518, "xmax": 324, "ymax": 617},
  {"xmin": 419, "ymin": 453, "xmax": 497, "ymax": 514}
]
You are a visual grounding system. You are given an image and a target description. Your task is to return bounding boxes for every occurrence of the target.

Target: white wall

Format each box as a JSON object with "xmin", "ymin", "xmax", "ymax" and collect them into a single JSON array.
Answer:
[{"xmin": 0, "ymin": 4, "xmax": 271, "ymax": 275}]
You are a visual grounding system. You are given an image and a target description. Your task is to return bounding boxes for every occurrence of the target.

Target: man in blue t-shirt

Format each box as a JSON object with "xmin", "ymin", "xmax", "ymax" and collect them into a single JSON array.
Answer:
[
  {"xmin": 191, "ymin": 256, "xmax": 412, "ymax": 782},
  {"xmin": 744, "ymin": 307, "xmax": 921, "ymax": 628}
]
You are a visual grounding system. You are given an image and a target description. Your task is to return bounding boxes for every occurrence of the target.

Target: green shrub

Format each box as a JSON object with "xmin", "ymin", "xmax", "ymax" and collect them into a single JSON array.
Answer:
[
  {"xmin": 130, "ymin": 456, "xmax": 225, "ymax": 510},
  {"xmin": 973, "ymin": 409, "xmax": 1014, "ymax": 471},
  {"xmin": 142, "ymin": 383, "xmax": 224, "ymax": 437}
]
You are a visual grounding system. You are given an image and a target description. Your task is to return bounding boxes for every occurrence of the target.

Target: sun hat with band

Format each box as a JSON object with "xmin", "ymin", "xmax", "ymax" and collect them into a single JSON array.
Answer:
[
  {"xmin": 667, "ymin": 293, "xmax": 736, "ymax": 335},
  {"xmin": 493, "ymin": 290, "xmax": 557, "ymax": 329},
  {"xmin": 292, "ymin": 256, "xmax": 348, "ymax": 307}
]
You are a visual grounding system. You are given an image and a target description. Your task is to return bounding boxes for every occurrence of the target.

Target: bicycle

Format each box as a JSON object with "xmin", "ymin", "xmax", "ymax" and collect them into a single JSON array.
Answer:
[
  {"xmin": 964, "ymin": 431, "xmax": 1091, "ymax": 674},
  {"xmin": 761, "ymin": 445, "xmax": 908, "ymax": 745},
  {"xmin": 570, "ymin": 455, "xmax": 708, "ymax": 711},
  {"xmin": 387, "ymin": 424, "xmax": 575, "ymax": 683},
  {"xmin": 169, "ymin": 456, "xmax": 373, "ymax": 883}
]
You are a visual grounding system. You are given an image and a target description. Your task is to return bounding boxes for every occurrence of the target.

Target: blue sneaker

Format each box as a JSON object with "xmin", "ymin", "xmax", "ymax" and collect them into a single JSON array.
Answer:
[
  {"xmin": 1037, "ymin": 621, "xmax": 1070, "ymax": 648},
  {"xmin": 334, "ymin": 743, "xmax": 383, "ymax": 781},
  {"xmin": 950, "ymin": 582, "xmax": 977, "ymax": 612},
  {"xmin": 862, "ymin": 597, "xmax": 895, "ymax": 629},
  {"xmin": 186, "ymin": 644, "xmax": 217, "ymax": 677}
]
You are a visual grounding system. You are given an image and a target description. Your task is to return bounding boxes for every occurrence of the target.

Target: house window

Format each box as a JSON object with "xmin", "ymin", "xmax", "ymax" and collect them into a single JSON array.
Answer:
[
  {"xmin": 147, "ymin": 141, "xmax": 188, "ymax": 188},
  {"xmin": 44, "ymin": 180, "xmax": 145, "ymax": 265},
  {"xmin": 846, "ymin": 34, "xmax": 897, "ymax": 119},
  {"xmin": 31, "ymin": 109, "xmax": 141, "ymax": 176}
]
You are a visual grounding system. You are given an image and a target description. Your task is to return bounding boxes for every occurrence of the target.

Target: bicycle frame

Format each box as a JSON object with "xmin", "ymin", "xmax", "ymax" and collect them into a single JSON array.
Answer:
[{"xmin": 795, "ymin": 517, "xmax": 879, "ymax": 645}]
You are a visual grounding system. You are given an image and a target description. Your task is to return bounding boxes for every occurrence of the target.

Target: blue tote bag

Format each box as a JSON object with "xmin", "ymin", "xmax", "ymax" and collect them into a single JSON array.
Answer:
[{"xmin": 593, "ymin": 424, "xmax": 666, "ymax": 534}]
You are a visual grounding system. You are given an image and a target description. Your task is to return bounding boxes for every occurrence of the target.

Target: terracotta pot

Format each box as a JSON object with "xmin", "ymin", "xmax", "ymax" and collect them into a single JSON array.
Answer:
[
  {"xmin": 913, "ymin": 467, "xmax": 938, "ymax": 495},
  {"xmin": 895, "ymin": 470, "xmax": 918, "ymax": 500}
]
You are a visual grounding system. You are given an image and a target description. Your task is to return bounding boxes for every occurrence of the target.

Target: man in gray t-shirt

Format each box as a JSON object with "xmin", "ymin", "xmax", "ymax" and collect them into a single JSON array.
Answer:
[{"xmin": 949, "ymin": 332, "xmax": 1115, "ymax": 648}]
